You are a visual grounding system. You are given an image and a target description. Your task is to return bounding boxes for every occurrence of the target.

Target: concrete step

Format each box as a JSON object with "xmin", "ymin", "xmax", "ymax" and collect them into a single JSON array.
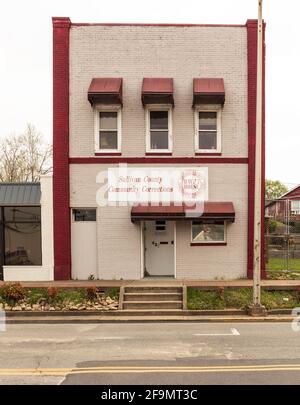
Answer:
[
  {"xmin": 124, "ymin": 287, "xmax": 182, "ymax": 294},
  {"xmin": 123, "ymin": 293, "xmax": 182, "ymax": 302},
  {"xmin": 123, "ymin": 301, "xmax": 183, "ymax": 310}
]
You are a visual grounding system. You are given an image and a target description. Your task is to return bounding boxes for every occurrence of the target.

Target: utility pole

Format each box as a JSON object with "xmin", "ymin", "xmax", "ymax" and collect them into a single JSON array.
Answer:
[{"xmin": 250, "ymin": 0, "xmax": 266, "ymax": 315}]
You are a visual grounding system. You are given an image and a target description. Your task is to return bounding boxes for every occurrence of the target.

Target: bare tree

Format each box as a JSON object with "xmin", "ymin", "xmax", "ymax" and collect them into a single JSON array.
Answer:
[{"xmin": 0, "ymin": 124, "xmax": 52, "ymax": 182}]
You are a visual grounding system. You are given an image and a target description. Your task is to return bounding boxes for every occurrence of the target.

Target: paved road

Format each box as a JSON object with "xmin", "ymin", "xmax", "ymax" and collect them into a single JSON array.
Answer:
[{"xmin": 0, "ymin": 322, "xmax": 300, "ymax": 385}]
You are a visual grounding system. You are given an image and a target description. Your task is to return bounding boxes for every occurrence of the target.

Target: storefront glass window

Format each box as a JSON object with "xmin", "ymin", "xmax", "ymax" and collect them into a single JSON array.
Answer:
[
  {"xmin": 192, "ymin": 221, "xmax": 225, "ymax": 243},
  {"xmin": 4, "ymin": 207, "xmax": 42, "ymax": 266}
]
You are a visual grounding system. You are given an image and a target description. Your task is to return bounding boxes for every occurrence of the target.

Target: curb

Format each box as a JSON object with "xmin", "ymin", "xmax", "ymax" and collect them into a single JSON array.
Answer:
[
  {"xmin": 5, "ymin": 316, "xmax": 294, "ymax": 324},
  {"xmin": 4, "ymin": 309, "xmax": 247, "ymax": 317},
  {"xmin": 2, "ymin": 311, "xmax": 295, "ymax": 324},
  {"xmin": 4, "ymin": 308, "xmax": 294, "ymax": 317}
]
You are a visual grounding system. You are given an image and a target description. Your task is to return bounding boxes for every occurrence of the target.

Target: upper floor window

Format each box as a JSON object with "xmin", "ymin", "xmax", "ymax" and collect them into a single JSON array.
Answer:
[
  {"xmin": 195, "ymin": 109, "xmax": 221, "ymax": 153},
  {"xmin": 146, "ymin": 106, "xmax": 172, "ymax": 153},
  {"xmin": 94, "ymin": 106, "xmax": 122, "ymax": 153}
]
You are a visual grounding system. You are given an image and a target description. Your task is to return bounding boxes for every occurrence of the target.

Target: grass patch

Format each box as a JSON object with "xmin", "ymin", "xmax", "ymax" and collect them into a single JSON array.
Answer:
[
  {"xmin": 26, "ymin": 289, "xmax": 49, "ymax": 305},
  {"xmin": 187, "ymin": 287, "xmax": 300, "ymax": 310},
  {"xmin": 266, "ymin": 258, "xmax": 300, "ymax": 272},
  {"xmin": 54, "ymin": 289, "xmax": 86, "ymax": 305},
  {"xmin": 187, "ymin": 289, "xmax": 225, "ymax": 310},
  {"xmin": 267, "ymin": 270, "xmax": 300, "ymax": 280}
]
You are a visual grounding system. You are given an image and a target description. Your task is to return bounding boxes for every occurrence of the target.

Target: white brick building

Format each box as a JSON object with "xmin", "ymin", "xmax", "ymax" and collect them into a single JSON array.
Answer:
[{"xmin": 51, "ymin": 18, "xmax": 266, "ymax": 281}]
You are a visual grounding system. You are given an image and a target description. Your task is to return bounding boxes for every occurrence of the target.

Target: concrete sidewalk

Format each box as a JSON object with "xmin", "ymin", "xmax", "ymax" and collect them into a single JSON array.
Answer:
[{"xmin": 1, "ymin": 279, "xmax": 300, "ymax": 289}]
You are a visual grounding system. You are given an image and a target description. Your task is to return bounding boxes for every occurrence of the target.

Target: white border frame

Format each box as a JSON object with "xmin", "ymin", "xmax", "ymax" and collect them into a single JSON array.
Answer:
[
  {"xmin": 190, "ymin": 220, "xmax": 227, "ymax": 244},
  {"xmin": 145, "ymin": 104, "xmax": 173, "ymax": 153},
  {"xmin": 194, "ymin": 106, "xmax": 222, "ymax": 154},
  {"xmin": 94, "ymin": 104, "xmax": 122, "ymax": 153}
]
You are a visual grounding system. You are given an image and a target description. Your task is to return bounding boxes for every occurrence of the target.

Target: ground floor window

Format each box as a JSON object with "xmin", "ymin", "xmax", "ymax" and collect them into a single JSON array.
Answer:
[
  {"xmin": 1, "ymin": 206, "xmax": 42, "ymax": 265},
  {"xmin": 191, "ymin": 221, "xmax": 226, "ymax": 243},
  {"xmin": 72, "ymin": 209, "xmax": 96, "ymax": 222}
]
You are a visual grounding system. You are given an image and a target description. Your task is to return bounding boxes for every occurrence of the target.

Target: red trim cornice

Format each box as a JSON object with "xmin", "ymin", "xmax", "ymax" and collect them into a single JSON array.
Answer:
[
  {"xmin": 69, "ymin": 157, "xmax": 248, "ymax": 164},
  {"xmin": 52, "ymin": 17, "xmax": 71, "ymax": 280},
  {"xmin": 71, "ymin": 23, "xmax": 246, "ymax": 28}
]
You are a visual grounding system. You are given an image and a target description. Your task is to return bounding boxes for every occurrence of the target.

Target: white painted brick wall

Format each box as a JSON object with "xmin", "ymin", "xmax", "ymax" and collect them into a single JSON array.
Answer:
[
  {"xmin": 70, "ymin": 164, "xmax": 247, "ymax": 280},
  {"xmin": 69, "ymin": 25, "xmax": 247, "ymax": 157}
]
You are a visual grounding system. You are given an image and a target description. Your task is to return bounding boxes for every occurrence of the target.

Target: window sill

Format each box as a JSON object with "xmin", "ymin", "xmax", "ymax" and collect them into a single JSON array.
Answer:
[
  {"xmin": 190, "ymin": 242, "xmax": 227, "ymax": 246},
  {"xmin": 95, "ymin": 152, "xmax": 122, "ymax": 156},
  {"xmin": 145, "ymin": 152, "xmax": 173, "ymax": 156},
  {"xmin": 195, "ymin": 152, "xmax": 222, "ymax": 156}
]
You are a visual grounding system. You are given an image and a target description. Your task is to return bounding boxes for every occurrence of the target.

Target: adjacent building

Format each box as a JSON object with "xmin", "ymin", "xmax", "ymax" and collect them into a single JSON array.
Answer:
[
  {"xmin": 266, "ymin": 185, "xmax": 300, "ymax": 222},
  {"xmin": 0, "ymin": 177, "xmax": 53, "ymax": 281}
]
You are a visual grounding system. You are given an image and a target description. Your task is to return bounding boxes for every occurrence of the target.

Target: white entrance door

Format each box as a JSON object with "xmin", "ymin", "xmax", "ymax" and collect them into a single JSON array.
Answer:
[
  {"xmin": 71, "ymin": 209, "xmax": 97, "ymax": 280},
  {"xmin": 144, "ymin": 221, "xmax": 175, "ymax": 277}
]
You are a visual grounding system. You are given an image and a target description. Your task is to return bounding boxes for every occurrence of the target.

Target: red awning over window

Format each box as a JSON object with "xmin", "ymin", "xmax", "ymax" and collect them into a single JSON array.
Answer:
[
  {"xmin": 193, "ymin": 78, "xmax": 225, "ymax": 106},
  {"xmin": 88, "ymin": 78, "xmax": 123, "ymax": 105},
  {"xmin": 131, "ymin": 202, "xmax": 235, "ymax": 222},
  {"xmin": 142, "ymin": 78, "xmax": 174, "ymax": 106}
]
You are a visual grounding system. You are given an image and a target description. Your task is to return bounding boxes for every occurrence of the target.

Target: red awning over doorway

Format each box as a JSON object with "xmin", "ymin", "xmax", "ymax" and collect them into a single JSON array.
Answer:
[{"xmin": 131, "ymin": 202, "xmax": 235, "ymax": 222}]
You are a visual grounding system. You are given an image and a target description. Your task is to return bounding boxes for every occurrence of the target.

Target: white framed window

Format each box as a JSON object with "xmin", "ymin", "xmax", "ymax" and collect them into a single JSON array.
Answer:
[
  {"xmin": 191, "ymin": 221, "xmax": 226, "ymax": 244},
  {"xmin": 291, "ymin": 200, "xmax": 300, "ymax": 215},
  {"xmin": 145, "ymin": 105, "xmax": 173, "ymax": 153},
  {"xmin": 94, "ymin": 105, "xmax": 122, "ymax": 153},
  {"xmin": 194, "ymin": 107, "xmax": 222, "ymax": 153}
]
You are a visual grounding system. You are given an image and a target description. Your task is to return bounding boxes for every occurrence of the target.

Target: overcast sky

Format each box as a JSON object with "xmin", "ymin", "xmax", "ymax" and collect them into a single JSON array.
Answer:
[{"xmin": 1, "ymin": 0, "xmax": 299, "ymax": 188}]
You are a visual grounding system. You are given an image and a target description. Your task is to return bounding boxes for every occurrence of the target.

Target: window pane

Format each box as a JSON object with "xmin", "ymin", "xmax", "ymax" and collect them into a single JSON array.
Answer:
[
  {"xmin": 150, "ymin": 111, "xmax": 168, "ymax": 130},
  {"xmin": 192, "ymin": 222, "xmax": 225, "ymax": 242},
  {"xmin": 199, "ymin": 131, "xmax": 217, "ymax": 149},
  {"xmin": 99, "ymin": 131, "xmax": 118, "ymax": 149},
  {"xmin": 4, "ymin": 207, "xmax": 41, "ymax": 222},
  {"xmin": 4, "ymin": 222, "xmax": 42, "ymax": 265},
  {"xmin": 150, "ymin": 131, "xmax": 169, "ymax": 149},
  {"xmin": 73, "ymin": 209, "xmax": 96, "ymax": 222},
  {"xmin": 99, "ymin": 112, "xmax": 117, "ymax": 130},
  {"xmin": 291, "ymin": 200, "xmax": 300, "ymax": 214},
  {"xmin": 199, "ymin": 112, "xmax": 217, "ymax": 130}
]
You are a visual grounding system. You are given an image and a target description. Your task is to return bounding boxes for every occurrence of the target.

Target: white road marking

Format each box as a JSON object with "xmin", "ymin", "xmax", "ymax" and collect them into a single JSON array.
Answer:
[
  {"xmin": 193, "ymin": 328, "xmax": 240, "ymax": 337},
  {"xmin": 95, "ymin": 336, "xmax": 130, "ymax": 340}
]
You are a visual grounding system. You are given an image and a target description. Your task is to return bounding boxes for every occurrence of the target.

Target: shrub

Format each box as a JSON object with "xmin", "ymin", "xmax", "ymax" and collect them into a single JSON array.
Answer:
[
  {"xmin": 0, "ymin": 282, "xmax": 25, "ymax": 304},
  {"xmin": 217, "ymin": 287, "xmax": 225, "ymax": 299},
  {"xmin": 268, "ymin": 219, "xmax": 277, "ymax": 234},
  {"xmin": 86, "ymin": 286, "xmax": 98, "ymax": 301},
  {"xmin": 47, "ymin": 287, "xmax": 58, "ymax": 301}
]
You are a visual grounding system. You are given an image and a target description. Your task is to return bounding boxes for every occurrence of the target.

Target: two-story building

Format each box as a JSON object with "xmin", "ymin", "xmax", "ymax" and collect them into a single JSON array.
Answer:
[{"xmin": 51, "ymin": 17, "xmax": 266, "ymax": 281}]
